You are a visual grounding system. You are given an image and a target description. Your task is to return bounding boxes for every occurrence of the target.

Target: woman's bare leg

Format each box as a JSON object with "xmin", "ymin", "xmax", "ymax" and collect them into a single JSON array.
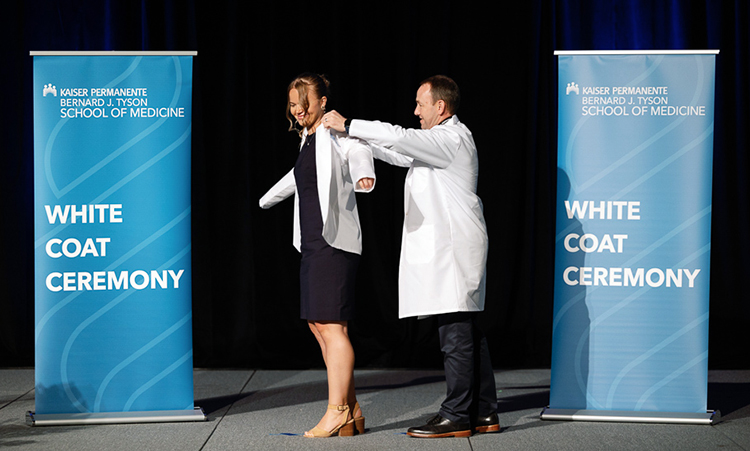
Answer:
[
  {"xmin": 305, "ymin": 320, "xmax": 359, "ymax": 436},
  {"xmin": 308, "ymin": 321, "xmax": 327, "ymax": 365}
]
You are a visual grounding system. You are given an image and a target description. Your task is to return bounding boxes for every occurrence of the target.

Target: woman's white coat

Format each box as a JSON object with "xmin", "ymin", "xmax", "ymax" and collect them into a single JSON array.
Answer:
[{"xmin": 259, "ymin": 125, "xmax": 375, "ymax": 255}]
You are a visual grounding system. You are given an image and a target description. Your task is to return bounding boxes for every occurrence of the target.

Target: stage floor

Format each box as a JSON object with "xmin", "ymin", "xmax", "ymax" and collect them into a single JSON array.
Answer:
[{"xmin": 1, "ymin": 368, "xmax": 748, "ymax": 450}]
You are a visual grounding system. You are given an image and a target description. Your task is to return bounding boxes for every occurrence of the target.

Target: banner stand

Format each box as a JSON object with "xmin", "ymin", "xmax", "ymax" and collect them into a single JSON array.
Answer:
[
  {"xmin": 540, "ymin": 407, "xmax": 719, "ymax": 425},
  {"xmin": 547, "ymin": 50, "xmax": 720, "ymax": 426},
  {"xmin": 30, "ymin": 50, "xmax": 204, "ymax": 426},
  {"xmin": 26, "ymin": 407, "xmax": 207, "ymax": 427}
]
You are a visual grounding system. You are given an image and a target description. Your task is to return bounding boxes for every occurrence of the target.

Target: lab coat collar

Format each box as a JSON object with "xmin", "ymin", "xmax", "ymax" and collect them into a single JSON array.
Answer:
[{"xmin": 440, "ymin": 115, "xmax": 459, "ymax": 126}]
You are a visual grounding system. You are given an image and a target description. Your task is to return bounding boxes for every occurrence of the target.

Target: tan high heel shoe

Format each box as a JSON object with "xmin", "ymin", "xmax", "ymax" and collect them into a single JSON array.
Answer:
[
  {"xmin": 304, "ymin": 404, "xmax": 355, "ymax": 438},
  {"xmin": 351, "ymin": 401, "xmax": 365, "ymax": 435}
]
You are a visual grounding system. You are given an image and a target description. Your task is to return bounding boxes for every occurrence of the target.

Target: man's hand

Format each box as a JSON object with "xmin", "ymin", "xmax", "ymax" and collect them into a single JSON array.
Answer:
[
  {"xmin": 357, "ymin": 177, "xmax": 375, "ymax": 190},
  {"xmin": 323, "ymin": 110, "xmax": 348, "ymax": 133}
]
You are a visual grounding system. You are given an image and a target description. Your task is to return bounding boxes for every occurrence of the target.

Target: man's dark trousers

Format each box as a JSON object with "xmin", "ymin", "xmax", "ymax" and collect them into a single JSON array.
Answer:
[{"xmin": 437, "ymin": 312, "xmax": 498, "ymax": 424}]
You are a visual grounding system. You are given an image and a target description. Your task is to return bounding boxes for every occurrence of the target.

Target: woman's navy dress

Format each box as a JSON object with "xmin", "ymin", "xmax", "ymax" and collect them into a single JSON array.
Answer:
[{"xmin": 294, "ymin": 132, "xmax": 359, "ymax": 321}]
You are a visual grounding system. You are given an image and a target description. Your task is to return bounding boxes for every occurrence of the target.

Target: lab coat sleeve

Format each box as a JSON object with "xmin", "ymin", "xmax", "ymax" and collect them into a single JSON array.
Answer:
[
  {"xmin": 349, "ymin": 119, "xmax": 460, "ymax": 168},
  {"xmin": 259, "ymin": 168, "xmax": 295, "ymax": 209},
  {"xmin": 340, "ymin": 135, "xmax": 376, "ymax": 193},
  {"xmin": 371, "ymin": 142, "xmax": 413, "ymax": 168}
]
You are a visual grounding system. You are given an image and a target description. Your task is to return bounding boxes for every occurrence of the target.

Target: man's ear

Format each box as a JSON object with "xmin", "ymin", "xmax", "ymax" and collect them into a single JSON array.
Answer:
[{"xmin": 436, "ymin": 99, "xmax": 446, "ymax": 115}]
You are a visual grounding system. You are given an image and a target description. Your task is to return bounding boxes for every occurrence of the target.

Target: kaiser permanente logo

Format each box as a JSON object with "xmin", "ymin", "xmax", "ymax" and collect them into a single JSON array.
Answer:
[
  {"xmin": 40, "ymin": 83, "xmax": 186, "ymax": 119},
  {"xmin": 43, "ymin": 83, "xmax": 58, "ymax": 97},
  {"xmin": 563, "ymin": 80, "xmax": 706, "ymax": 117}
]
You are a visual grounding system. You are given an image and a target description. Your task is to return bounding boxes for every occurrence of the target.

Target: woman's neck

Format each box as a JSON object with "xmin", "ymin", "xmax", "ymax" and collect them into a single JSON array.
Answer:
[{"xmin": 306, "ymin": 119, "xmax": 322, "ymax": 134}]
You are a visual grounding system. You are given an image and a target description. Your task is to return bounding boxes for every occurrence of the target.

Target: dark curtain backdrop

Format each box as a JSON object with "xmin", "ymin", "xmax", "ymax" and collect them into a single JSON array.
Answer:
[{"xmin": 2, "ymin": 0, "xmax": 748, "ymax": 370}]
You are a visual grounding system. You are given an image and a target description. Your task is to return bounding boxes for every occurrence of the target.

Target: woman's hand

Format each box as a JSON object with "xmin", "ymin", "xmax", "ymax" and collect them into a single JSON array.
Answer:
[
  {"xmin": 357, "ymin": 177, "xmax": 374, "ymax": 190},
  {"xmin": 323, "ymin": 110, "xmax": 347, "ymax": 133}
]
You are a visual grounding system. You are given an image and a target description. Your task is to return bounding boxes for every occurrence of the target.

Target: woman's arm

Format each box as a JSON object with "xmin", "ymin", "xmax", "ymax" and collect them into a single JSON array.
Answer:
[
  {"xmin": 341, "ymin": 135, "xmax": 376, "ymax": 193},
  {"xmin": 259, "ymin": 169, "xmax": 296, "ymax": 208}
]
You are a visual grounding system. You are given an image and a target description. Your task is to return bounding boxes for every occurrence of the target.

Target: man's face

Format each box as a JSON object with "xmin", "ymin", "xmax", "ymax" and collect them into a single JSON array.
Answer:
[{"xmin": 414, "ymin": 84, "xmax": 441, "ymax": 130}]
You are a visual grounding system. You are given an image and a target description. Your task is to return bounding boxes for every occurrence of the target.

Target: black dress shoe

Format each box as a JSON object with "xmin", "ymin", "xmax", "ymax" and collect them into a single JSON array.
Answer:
[
  {"xmin": 407, "ymin": 414, "xmax": 472, "ymax": 438},
  {"xmin": 473, "ymin": 412, "xmax": 500, "ymax": 433}
]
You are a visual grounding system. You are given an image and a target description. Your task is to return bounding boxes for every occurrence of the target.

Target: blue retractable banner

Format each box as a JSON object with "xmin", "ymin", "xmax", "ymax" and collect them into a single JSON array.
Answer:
[
  {"xmin": 31, "ymin": 51, "xmax": 203, "ymax": 425},
  {"xmin": 547, "ymin": 51, "xmax": 718, "ymax": 423}
]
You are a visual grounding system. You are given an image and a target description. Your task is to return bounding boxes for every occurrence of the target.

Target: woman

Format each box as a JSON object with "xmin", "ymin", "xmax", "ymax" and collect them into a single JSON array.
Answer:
[{"xmin": 259, "ymin": 73, "xmax": 374, "ymax": 437}]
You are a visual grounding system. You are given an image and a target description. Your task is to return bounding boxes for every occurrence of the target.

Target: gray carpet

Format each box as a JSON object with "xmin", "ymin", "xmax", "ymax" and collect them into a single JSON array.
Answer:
[{"xmin": 1, "ymin": 368, "xmax": 748, "ymax": 450}]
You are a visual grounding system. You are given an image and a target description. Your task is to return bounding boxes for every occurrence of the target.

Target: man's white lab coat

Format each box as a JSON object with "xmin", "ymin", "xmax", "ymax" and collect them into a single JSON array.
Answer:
[{"xmin": 349, "ymin": 115, "xmax": 488, "ymax": 318}]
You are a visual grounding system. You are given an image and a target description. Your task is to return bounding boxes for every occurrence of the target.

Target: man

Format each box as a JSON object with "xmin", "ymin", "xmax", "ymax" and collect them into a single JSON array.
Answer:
[{"xmin": 323, "ymin": 75, "xmax": 498, "ymax": 438}]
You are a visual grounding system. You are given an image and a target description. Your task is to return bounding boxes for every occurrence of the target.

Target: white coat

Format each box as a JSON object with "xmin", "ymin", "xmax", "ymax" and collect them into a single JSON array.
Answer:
[
  {"xmin": 259, "ymin": 125, "xmax": 375, "ymax": 254},
  {"xmin": 348, "ymin": 115, "xmax": 488, "ymax": 318}
]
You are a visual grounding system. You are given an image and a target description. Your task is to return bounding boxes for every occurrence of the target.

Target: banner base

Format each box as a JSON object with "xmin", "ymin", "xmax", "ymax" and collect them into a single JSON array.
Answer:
[
  {"xmin": 26, "ymin": 407, "xmax": 207, "ymax": 426},
  {"xmin": 540, "ymin": 407, "xmax": 720, "ymax": 425}
]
